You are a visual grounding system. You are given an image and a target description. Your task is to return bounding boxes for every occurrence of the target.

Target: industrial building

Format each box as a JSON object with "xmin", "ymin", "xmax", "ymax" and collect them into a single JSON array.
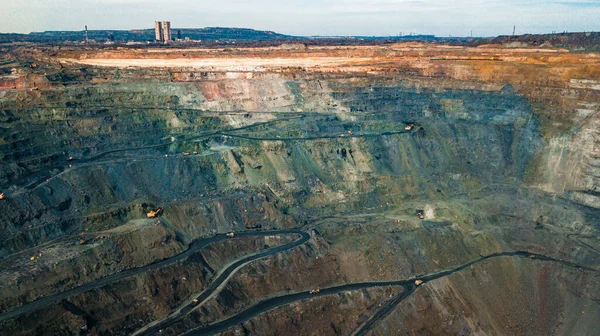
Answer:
[{"xmin": 154, "ymin": 21, "xmax": 171, "ymax": 42}]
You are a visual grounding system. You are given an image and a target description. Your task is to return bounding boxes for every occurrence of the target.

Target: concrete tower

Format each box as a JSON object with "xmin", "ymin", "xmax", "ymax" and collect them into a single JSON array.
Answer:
[
  {"xmin": 155, "ymin": 21, "xmax": 163, "ymax": 41},
  {"xmin": 162, "ymin": 22, "xmax": 171, "ymax": 41},
  {"xmin": 154, "ymin": 21, "xmax": 171, "ymax": 42}
]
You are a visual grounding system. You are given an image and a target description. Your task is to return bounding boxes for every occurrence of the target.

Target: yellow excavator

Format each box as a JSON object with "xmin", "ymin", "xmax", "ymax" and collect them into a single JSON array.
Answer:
[
  {"xmin": 147, "ymin": 208, "xmax": 163, "ymax": 218},
  {"xmin": 79, "ymin": 232, "xmax": 86, "ymax": 245}
]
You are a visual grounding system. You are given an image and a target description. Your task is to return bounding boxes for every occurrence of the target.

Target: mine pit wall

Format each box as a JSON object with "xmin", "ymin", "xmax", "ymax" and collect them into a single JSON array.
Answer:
[
  {"xmin": 0, "ymin": 70, "xmax": 572, "ymax": 257},
  {"xmin": 219, "ymin": 287, "xmax": 405, "ymax": 336},
  {"xmin": 212, "ymin": 258, "xmax": 600, "ymax": 336},
  {"xmin": 0, "ymin": 235, "xmax": 293, "ymax": 336},
  {"xmin": 0, "ymin": 54, "xmax": 599, "ymax": 335},
  {"xmin": 110, "ymin": 221, "xmax": 599, "ymax": 336},
  {"xmin": 0, "ymin": 219, "xmax": 186, "ymax": 313},
  {"xmin": 367, "ymin": 259, "xmax": 600, "ymax": 336}
]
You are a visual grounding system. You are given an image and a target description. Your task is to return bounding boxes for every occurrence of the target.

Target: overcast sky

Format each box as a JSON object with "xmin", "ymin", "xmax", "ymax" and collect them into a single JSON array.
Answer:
[{"xmin": 1, "ymin": 0, "xmax": 598, "ymax": 37}]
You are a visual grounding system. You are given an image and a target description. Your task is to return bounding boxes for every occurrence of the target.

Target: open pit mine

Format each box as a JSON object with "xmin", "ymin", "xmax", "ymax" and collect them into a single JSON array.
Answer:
[{"xmin": 0, "ymin": 41, "xmax": 599, "ymax": 336}]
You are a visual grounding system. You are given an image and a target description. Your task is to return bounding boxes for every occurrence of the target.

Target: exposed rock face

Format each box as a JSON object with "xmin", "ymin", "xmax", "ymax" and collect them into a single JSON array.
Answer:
[
  {"xmin": 370, "ymin": 259, "xmax": 600, "ymax": 336},
  {"xmin": 0, "ymin": 219, "xmax": 185, "ymax": 312},
  {"xmin": 223, "ymin": 287, "xmax": 404, "ymax": 336},
  {"xmin": 0, "ymin": 43, "xmax": 598, "ymax": 335}
]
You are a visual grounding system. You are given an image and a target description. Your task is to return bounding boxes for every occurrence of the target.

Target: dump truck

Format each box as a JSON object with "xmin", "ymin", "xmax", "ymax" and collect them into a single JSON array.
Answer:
[
  {"xmin": 183, "ymin": 152, "xmax": 190, "ymax": 156},
  {"xmin": 226, "ymin": 232, "xmax": 235, "ymax": 238},
  {"xmin": 309, "ymin": 288, "xmax": 321, "ymax": 294},
  {"xmin": 0, "ymin": 193, "xmax": 5, "ymax": 200},
  {"xmin": 147, "ymin": 208, "xmax": 163, "ymax": 218}
]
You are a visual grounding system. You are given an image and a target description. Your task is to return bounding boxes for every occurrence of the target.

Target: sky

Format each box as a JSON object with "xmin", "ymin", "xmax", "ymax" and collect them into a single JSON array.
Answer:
[{"xmin": 1, "ymin": 0, "xmax": 598, "ymax": 37}]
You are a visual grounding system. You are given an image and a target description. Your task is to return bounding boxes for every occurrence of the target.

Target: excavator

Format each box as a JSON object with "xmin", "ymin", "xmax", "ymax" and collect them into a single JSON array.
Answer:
[
  {"xmin": 405, "ymin": 124, "xmax": 415, "ymax": 131},
  {"xmin": 79, "ymin": 232, "xmax": 87, "ymax": 245},
  {"xmin": 309, "ymin": 288, "xmax": 321, "ymax": 294},
  {"xmin": 0, "ymin": 193, "xmax": 5, "ymax": 200},
  {"xmin": 415, "ymin": 280, "xmax": 423, "ymax": 286},
  {"xmin": 417, "ymin": 212, "xmax": 425, "ymax": 220},
  {"xmin": 226, "ymin": 232, "xmax": 235, "ymax": 238},
  {"xmin": 147, "ymin": 208, "xmax": 163, "ymax": 218}
]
